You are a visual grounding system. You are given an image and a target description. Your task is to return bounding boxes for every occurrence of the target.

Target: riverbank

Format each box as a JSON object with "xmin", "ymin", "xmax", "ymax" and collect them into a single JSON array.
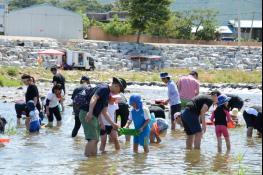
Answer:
[{"xmin": 0, "ymin": 66, "xmax": 262, "ymax": 88}]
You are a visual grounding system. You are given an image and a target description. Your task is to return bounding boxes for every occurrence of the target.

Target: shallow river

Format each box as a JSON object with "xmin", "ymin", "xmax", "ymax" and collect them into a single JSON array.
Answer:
[{"xmin": 0, "ymin": 85, "xmax": 262, "ymax": 175}]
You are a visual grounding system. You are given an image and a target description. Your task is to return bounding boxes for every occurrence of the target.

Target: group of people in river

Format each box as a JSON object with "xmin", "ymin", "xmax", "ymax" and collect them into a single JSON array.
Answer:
[{"xmin": 0, "ymin": 67, "xmax": 262, "ymax": 156}]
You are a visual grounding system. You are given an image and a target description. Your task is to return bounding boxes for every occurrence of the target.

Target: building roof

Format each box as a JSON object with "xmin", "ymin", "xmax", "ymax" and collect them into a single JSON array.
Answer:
[
  {"xmin": 9, "ymin": 3, "xmax": 81, "ymax": 17},
  {"xmin": 229, "ymin": 20, "xmax": 262, "ymax": 28},
  {"xmin": 87, "ymin": 11, "xmax": 128, "ymax": 22},
  {"xmin": 216, "ymin": 26, "xmax": 234, "ymax": 34}
]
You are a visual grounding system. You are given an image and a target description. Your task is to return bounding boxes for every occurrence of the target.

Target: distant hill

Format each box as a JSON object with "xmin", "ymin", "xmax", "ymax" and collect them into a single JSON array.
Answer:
[{"xmin": 98, "ymin": 0, "xmax": 262, "ymax": 25}]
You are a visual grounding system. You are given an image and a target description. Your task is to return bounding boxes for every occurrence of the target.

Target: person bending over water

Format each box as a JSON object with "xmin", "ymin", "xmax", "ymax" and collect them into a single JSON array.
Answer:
[
  {"xmin": 243, "ymin": 106, "xmax": 262, "ymax": 138},
  {"xmin": 150, "ymin": 118, "xmax": 169, "ymax": 144},
  {"xmin": 45, "ymin": 84, "xmax": 64, "ymax": 127},
  {"xmin": 15, "ymin": 74, "xmax": 41, "ymax": 126},
  {"xmin": 125, "ymin": 94, "xmax": 151, "ymax": 153},
  {"xmin": 180, "ymin": 95, "xmax": 213, "ymax": 150},
  {"xmin": 211, "ymin": 95, "xmax": 234, "ymax": 152}
]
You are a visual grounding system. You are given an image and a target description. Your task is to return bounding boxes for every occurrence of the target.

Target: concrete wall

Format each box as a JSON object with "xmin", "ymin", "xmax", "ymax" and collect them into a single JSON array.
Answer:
[
  {"xmin": 88, "ymin": 26, "xmax": 262, "ymax": 47},
  {"xmin": 6, "ymin": 4, "xmax": 83, "ymax": 39}
]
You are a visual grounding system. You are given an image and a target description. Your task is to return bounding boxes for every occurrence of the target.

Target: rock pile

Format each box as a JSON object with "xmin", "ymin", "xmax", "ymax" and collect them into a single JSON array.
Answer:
[{"xmin": 0, "ymin": 38, "xmax": 262, "ymax": 71}]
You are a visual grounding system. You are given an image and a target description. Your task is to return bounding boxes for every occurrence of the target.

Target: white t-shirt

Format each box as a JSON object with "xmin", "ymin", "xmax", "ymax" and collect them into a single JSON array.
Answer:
[
  {"xmin": 245, "ymin": 108, "xmax": 259, "ymax": 117},
  {"xmin": 101, "ymin": 103, "xmax": 119, "ymax": 126},
  {"xmin": 45, "ymin": 91, "xmax": 64, "ymax": 108},
  {"xmin": 29, "ymin": 109, "xmax": 40, "ymax": 122},
  {"xmin": 128, "ymin": 107, "xmax": 151, "ymax": 121}
]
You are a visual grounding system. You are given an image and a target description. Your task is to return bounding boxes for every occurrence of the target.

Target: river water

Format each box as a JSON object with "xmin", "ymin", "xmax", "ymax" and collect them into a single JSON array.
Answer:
[{"xmin": 0, "ymin": 85, "xmax": 262, "ymax": 175}]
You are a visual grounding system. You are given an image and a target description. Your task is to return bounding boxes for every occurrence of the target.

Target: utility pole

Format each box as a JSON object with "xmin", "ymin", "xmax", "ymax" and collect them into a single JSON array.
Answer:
[
  {"xmin": 237, "ymin": 0, "xmax": 241, "ymax": 47},
  {"xmin": 249, "ymin": 12, "xmax": 255, "ymax": 41}
]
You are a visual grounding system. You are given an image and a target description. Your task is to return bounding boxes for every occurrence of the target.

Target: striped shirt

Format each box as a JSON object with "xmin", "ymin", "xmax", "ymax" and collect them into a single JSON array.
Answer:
[{"xmin": 177, "ymin": 75, "xmax": 200, "ymax": 100}]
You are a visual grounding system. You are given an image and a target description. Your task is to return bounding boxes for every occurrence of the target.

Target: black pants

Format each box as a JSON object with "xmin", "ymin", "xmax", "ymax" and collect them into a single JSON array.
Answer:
[
  {"xmin": 116, "ymin": 103, "xmax": 129, "ymax": 128},
  {"xmin": 48, "ymin": 106, "xmax": 62, "ymax": 122},
  {"xmin": 72, "ymin": 112, "xmax": 81, "ymax": 137},
  {"xmin": 171, "ymin": 104, "xmax": 182, "ymax": 122},
  {"xmin": 15, "ymin": 103, "xmax": 29, "ymax": 118},
  {"xmin": 16, "ymin": 102, "xmax": 43, "ymax": 119}
]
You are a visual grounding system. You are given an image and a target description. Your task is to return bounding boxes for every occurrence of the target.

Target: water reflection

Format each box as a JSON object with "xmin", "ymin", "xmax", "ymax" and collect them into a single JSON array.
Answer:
[{"xmin": 211, "ymin": 152, "xmax": 231, "ymax": 174}]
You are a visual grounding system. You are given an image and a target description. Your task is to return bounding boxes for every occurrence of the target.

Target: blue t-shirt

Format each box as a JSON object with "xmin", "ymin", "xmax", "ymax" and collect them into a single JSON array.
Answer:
[{"xmin": 80, "ymin": 84, "xmax": 110, "ymax": 118}]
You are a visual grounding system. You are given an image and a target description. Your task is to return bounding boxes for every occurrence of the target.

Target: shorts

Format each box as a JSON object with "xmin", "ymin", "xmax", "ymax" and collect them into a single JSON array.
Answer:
[
  {"xmin": 181, "ymin": 109, "xmax": 202, "ymax": 136},
  {"xmin": 243, "ymin": 111, "xmax": 256, "ymax": 128},
  {"xmin": 79, "ymin": 110, "xmax": 100, "ymax": 141},
  {"xmin": 171, "ymin": 104, "xmax": 182, "ymax": 122},
  {"xmin": 215, "ymin": 125, "xmax": 229, "ymax": 138},
  {"xmin": 100, "ymin": 126, "xmax": 113, "ymax": 136}
]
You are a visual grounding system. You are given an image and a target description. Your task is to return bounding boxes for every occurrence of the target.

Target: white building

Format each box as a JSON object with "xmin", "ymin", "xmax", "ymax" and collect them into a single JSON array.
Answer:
[
  {"xmin": 5, "ymin": 3, "xmax": 83, "ymax": 39},
  {"xmin": 0, "ymin": 2, "xmax": 6, "ymax": 33}
]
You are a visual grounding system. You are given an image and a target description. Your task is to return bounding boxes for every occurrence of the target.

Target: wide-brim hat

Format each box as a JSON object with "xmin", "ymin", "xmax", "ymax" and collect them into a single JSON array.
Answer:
[
  {"xmin": 160, "ymin": 72, "xmax": 172, "ymax": 79},
  {"xmin": 217, "ymin": 95, "xmax": 231, "ymax": 106},
  {"xmin": 113, "ymin": 77, "xmax": 127, "ymax": 93}
]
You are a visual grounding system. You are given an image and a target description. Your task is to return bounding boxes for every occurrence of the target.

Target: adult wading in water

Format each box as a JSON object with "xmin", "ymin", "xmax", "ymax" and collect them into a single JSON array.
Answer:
[
  {"xmin": 71, "ymin": 76, "xmax": 91, "ymax": 137},
  {"xmin": 79, "ymin": 77, "xmax": 127, "ymax": 157},
  {"xmin": 180, "ymin": 95, "xmax": 213, "ymax": 150},
  {"xmin": 177, "ymin": 71, "xmax": 200, "ymax": 107},
  {"xmin": 15, "ymin": 74, "xmax": 41, "ymax": 127},
  {"xmin": 160, "ymin": 73, "xmax": 181, "ymax": 130}
]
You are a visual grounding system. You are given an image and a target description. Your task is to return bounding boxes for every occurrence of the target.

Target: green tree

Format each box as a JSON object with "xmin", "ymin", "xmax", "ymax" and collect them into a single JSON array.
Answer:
[
  {"xmin": 8, "ymin": 0, "xmax": 60, "ymax": 10},
  {"xmin": 191, "ymin": 9, "xmax": 218, "ymax": 40},
  {"xmin": 126, "ymin": 0, "xmax": 172, "ymax": 43},
  {"xmin": 173, "ymin": 11, "xmax": 193, "ymax": 39},
  {"xmin": 103, "ymin": 15, "xmax": 132, "ymax": 36}
]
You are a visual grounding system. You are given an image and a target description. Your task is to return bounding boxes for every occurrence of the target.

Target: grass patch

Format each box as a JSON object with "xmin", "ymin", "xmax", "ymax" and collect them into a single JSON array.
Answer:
[
  {"xmin": 0, "ymin": 66, "xmax": 261, "ymax": 87},
  {"xmin": 0, "ymin": 75, "xmax": 21, "ymax": 87},
  {"xmin": 6, "ymin": 67, "xmax": 18, "ymax": 77}
]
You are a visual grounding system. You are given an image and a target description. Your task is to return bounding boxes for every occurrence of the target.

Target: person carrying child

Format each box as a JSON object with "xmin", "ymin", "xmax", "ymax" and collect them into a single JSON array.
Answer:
[
  {"xmin": 211, "ymin": 95, "xmax": 234, "ymax": 152},
  {"xmin": 150, "ymin": 118, "xmax": 169, "ymax": 144},
  {"xmin": 99, "ymin": 94, "xmax": 121, "ymax": 153},
  {"xmin": 26, "ymin": 101, "xmax": 41, "ymax": 133},
  {"xmin": 125, "ymin": 94, "xmax": 151, "ymax": 153}
]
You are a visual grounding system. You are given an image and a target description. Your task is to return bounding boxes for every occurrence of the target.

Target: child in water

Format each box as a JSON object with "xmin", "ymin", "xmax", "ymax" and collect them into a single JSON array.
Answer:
[
  {"xmin": 125, "ymin": 94, "xmax": 151, "ymax": 153},
  {"xmin": 99, "ymin": 94, "xmax": 121, "ymax": 153},
  {"xmin": 27, "ymin": 101, "xmax": 41, "ymax": 133},
  {"xmin": 211, "ymin": 95, "xmax": 234, "ymax": 152},
  {"xmin": 150, "ymin": 118, "xmax": 169, "ymax": 144}
]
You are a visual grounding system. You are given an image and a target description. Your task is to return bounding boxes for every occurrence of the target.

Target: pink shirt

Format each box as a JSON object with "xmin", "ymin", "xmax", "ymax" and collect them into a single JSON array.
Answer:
[{"xmin": 177, "ymin": 75, "xmax": 200, "ymax": 100}]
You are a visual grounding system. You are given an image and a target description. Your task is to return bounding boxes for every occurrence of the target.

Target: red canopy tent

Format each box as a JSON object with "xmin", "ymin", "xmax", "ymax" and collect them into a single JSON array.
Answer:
[{"xmin": 38, "ymin": 49, "xmax": 65, "ymax": 56}]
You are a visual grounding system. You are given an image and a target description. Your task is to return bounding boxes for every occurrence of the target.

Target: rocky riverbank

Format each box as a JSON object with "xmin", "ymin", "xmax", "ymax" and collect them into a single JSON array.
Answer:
[{"xmin": 0, "ymin": 37, "xmax": 262, "ymax": 71}]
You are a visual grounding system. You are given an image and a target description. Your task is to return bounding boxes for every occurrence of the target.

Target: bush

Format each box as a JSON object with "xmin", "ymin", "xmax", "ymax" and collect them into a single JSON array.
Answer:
[
  {"xmin": 7, "ymin": 67, "xmax": 18, "ymax": 77},
  {"xmin": 103, "ymin": 15, "xmax": 132, "ymax": 36}
]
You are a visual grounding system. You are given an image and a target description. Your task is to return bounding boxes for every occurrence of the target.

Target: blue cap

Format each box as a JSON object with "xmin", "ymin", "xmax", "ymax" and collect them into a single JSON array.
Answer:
[
  {"xmin": 160, "ymin": 72, "xmax": 171, "ymax": 79},
  {"xmin": 217, "ymin": 95, "xmax": 231, "ymax": 106}
]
